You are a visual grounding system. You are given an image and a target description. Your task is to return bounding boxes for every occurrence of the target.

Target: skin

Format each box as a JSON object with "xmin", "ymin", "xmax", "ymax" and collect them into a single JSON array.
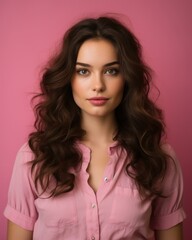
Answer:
[
  {"xmin": 71, "ymin": 38, "xmax": 125, "ymax": 120},
  {"xmin": 72, "ymin": 38, "xmax": 125, "ymax": 192},
  {"xmin": 7, "ymin": 38, "xmax": 183, "ymax": 239},
  {"xmin": 7, "ymin": 221, "xmax": 32, "ymax": 240},
  {"xmin": 155, "ymin": 223, "xmax": 183, "ymax": 240}
]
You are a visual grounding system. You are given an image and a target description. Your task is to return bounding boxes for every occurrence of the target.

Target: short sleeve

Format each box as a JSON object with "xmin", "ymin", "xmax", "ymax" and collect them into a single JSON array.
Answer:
[
  {"xmin": 4, "ymin": 143, "xmax": 38, "ymax": 230},
  {"xmin": 150, "ymin": 144, "xmax": 186, "ymax": 230}
]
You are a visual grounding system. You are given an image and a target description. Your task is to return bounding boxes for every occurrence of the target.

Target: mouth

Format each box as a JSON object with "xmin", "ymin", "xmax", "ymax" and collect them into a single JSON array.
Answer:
[
  {"xmin": 88, "ymin": 97, "xmax": 109, "ymax": 100},
  {"xmin": 87, "ymin": 97, "xmax": 109, "ymax": 106}
]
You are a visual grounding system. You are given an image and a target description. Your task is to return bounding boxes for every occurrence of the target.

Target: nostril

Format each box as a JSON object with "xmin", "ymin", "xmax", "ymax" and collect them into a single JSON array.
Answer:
[
  {"xmin": 92, "ymin": 81, "xmax": 105, "ymax": 92},
  {"xmin": 93, "ymin": 87, "xmax": 104, "ymax": 92}
]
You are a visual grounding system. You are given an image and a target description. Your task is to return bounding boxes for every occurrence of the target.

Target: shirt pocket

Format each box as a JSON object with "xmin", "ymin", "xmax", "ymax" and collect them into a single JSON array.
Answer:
[
  {"xmin": 35, "ymin": 190, "xmax": 78, "ymax": 228},
  {"xmin": 109, "ymin": 186, "xmax": 152, "ymax": 227}
]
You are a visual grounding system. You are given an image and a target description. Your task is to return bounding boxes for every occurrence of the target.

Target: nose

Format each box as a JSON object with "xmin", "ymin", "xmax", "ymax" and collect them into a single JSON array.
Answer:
[{"xmin": 92, "ymin": 73, "xmax": 105, "ymax": 92}]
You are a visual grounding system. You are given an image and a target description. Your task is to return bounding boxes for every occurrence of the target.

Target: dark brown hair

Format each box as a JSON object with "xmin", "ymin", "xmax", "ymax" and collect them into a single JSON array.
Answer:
[{"xmin": 29, "ymin": 16, "xmax": 168, "ymax": 197}]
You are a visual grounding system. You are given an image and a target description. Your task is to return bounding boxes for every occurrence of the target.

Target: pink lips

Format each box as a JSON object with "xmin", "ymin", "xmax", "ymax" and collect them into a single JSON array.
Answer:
[{"xmin": 88, "ymin": 97, "xmax": 109, "ymax": 106}]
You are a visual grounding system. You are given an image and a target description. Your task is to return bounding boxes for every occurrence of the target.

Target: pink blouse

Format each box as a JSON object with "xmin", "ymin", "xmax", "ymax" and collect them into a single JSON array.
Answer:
[{"xmin": 4, "ymin": 142, "xmax": 185, "ymax": 239}]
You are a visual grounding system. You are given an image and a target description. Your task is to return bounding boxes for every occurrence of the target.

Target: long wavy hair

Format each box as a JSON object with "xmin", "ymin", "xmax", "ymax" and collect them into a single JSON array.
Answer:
[{"xmin": 29, "ymin": 16, "xmax": 168, "ymax": 197}]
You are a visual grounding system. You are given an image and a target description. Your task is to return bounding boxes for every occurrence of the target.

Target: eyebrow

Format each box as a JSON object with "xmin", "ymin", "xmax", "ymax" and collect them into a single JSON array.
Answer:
[{"xmin": 76, "ymin": 61, "xmax": 119, "ymax": 67}]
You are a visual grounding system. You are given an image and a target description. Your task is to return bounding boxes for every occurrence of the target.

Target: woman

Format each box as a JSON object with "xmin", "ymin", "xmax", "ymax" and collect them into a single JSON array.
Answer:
[{"xmin": 4, "ymin": 16, "xmax": 185, "ymax": 239}]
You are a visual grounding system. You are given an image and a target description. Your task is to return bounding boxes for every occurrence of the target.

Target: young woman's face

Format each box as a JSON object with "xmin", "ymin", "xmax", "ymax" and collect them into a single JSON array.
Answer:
[{"xmin": 71, "ymin": 39, "xmax": 124, "ymax": 119}]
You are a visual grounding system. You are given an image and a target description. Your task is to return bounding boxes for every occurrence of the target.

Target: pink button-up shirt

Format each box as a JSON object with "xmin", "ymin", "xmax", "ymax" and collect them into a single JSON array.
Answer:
[{"xmin": 4, "ymin": 142, "xmax": 185, "ymax": 239}]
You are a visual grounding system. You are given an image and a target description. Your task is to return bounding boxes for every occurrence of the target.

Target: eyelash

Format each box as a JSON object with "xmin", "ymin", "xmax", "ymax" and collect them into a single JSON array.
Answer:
[
  {"xmin": 76, "ymin": 69, "xmax": 89, "ymax": 75},
  {"xmin": 76, "ymin": 68, "xmax": 120, "ymax": 76},
  {"xmin": 105, "ymin": 68, "xmax": 119, "ymax": 75}
]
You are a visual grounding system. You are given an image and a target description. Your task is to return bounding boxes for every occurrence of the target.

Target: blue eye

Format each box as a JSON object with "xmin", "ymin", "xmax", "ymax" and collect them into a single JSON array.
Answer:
[{"xmin": 76, "ymin": 69, "xmax": 89, "ymax": 75}]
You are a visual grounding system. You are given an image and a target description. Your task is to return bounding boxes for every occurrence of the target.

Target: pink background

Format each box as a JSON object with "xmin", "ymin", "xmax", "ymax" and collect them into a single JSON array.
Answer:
[{"xmin": 1, "ymin": 0, "xmax": 191, "ymax": 239}]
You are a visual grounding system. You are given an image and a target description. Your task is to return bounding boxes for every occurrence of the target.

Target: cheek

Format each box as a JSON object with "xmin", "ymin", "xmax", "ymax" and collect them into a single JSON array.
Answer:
[
  {"xmin": 71, "ymin": 79, "xmax": 78, "ymax": 93},
  {"xmin": 71, "ymin": 79, "xmax": 86, "ymax": 107},
  {"xmin": 113, "ymin": 81, "xmax": 125, "ymax": 99},
  {"xmin": 71, "ymin": 92, "xmax": 81, "ymax": 109},
  {"xmin": 71, "ymin": 81, "xmax": 79, "ymax": 104},
  {"xmin": 71, "ymin": 80, "xmax": 81, "ymax": 98},
  {"xmin": 71, "ymin": 78, "xmax": 87, "ymax": 96}
]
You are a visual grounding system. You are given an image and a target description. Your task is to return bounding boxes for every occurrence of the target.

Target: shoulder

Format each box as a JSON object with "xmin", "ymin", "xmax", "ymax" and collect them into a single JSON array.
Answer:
[
  {"xmin": 15, "ymin": 142, "xmax": 34, "ymax": 165},
  {"xmin": 161, "ymin": 143, "xmax": 176, "ymax": 158},
  {"xmin": 151, "ymin": 144, "xmax": 186, "ymax": 229},
  {"xmin": 159, "ymin": 143, "xmax": 183, "ymax": 195},
  {"xmin": 161, "ymin": 143, "xmax": 182, "ymax": 173},
  {"xmin": 18, "ymin": 142, "xmax": 32, "ymax": 152}
]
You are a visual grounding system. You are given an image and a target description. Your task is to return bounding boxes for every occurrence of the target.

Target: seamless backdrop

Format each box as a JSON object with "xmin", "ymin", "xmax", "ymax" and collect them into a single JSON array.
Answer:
[{"xmin": 1, "ymin": 0, "xmax": 192, "ymax": 239}]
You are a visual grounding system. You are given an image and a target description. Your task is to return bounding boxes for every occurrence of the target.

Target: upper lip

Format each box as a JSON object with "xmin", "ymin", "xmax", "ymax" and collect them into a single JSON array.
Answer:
[{"xmin": 88, "ymin": 97, "xmax": 109, "ymax": 100}]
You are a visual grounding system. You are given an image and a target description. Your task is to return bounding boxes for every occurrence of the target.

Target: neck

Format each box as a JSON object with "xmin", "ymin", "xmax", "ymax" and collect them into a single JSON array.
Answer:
[{"xmin": 81, "ymin": 114, "xmax": 117, "ymax": 147}]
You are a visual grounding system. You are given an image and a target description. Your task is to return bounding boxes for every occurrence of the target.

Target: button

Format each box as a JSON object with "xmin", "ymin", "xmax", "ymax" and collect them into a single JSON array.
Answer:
[
  {"xmin": 104, "ymin": 177, "xmax": 108, "ymax": 182},
  {"xmin": 91, "ymin": 236, "xmax": 95, "ymax": 240},
  {"xmin": 91, "ymin": 203, "xmax": 96, "ymax": 208}
]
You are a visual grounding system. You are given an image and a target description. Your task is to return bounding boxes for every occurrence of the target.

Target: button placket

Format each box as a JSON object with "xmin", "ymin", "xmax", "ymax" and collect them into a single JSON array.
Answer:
[{"xmin": 85, "ymin": 192, "xmax": 99, "ymax": 240}]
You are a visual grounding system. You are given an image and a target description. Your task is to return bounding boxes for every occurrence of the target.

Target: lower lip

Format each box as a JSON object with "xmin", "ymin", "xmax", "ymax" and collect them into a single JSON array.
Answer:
[{"xmin": 88, "ymin": 99, "xmax": 108, "ymax": 106}]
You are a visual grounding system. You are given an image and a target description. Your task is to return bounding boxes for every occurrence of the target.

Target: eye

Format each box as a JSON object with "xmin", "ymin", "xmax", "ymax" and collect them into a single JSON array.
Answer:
[
  {"xmin": 105, "ymin": 68, "xmax": 119, "ymax": 76},
  {"xmin": 76, "ymin": 68, "xmax": 89, "ymax": 76}
]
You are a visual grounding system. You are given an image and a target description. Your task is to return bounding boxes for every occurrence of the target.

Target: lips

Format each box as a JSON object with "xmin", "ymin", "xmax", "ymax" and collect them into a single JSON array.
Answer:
[{"xmin": 87, "ymin": 97, "xmax": 109, "ymax": 106}]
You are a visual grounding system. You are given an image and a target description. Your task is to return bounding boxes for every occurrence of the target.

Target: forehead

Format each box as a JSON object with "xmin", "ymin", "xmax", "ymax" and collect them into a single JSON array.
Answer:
[{"xmin": 76, "ymin": 39, "xmax": 118, "ymax": 65}]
